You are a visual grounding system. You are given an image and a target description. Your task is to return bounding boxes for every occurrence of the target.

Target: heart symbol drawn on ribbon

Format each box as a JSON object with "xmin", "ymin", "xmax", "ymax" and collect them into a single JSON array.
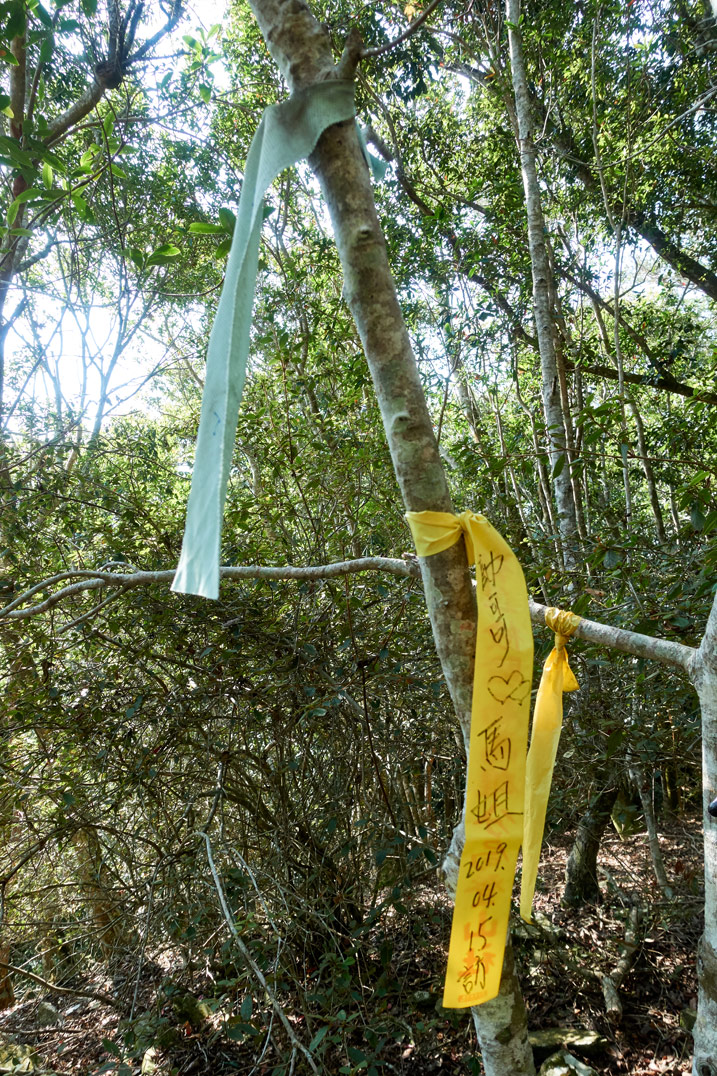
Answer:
[{"xmin": 487, "ymin": 669, "xmax": 531, "ymax": 705}]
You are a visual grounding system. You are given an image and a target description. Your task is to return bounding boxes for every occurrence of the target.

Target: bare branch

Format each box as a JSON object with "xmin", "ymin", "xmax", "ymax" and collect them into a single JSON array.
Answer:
[
  {"xmin": 0, "ymin": 961, "xmax": 120, "ymax": 1009},
  {"xmin": 127, "ymin": 0, "xmax": 184, "ymax": 65},
  {"xmin": 45, "ymin": 80, "xmax": 105, "ymax": 145},
  {"xmin": 362, "ymin": 0, "xmax": 445, "ymax": 60},
  {"xmin": 0, "ymin": 558, "xmax": 421, "ymax": 620},
  {"xmin": 529, "ymin": 600, "xmax": 697, "ymax": 673}
]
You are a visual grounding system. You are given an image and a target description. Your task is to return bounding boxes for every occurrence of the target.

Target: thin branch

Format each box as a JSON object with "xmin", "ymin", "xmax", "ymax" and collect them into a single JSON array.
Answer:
[
  {"xmin": 1, "ymin": 559, "xmax": 699, "ymax": 677},
  {"xmin": 362, "ymin": 0, "xmax": 445, "ymax": 59},
  {"xmin": 0, "ymin": 558, "xmax": 420, "ymax": 620},
  {"xmin": 199, "ymin": 830, "xmax": 320, "ymax": 1074},
  {"xmin": 0, "ymin": 961, "xmax": 120, "ymax": 1009},
  {"xmin": 127, "ymin": 0, "xmax": 184, "ymax": 64}
]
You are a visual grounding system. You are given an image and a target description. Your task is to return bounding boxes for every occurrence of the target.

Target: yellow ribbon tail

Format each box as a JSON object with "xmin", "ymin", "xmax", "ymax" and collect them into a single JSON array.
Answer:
[
  {"xmin": 406, "ymin": 510, "xmax": 533, "ymax": 1008},
  {"xmin": 519, "ymin": 609, "xmax": 580, "ymax": 923}
]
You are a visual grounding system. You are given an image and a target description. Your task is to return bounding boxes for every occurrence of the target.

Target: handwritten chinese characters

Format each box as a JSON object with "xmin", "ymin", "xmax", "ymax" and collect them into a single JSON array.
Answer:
[
  {"xmin": 442, "ymin": 519, "xmax": 532, "ymax": 1008},
  {"xmin": 402, "ymin": 509, "xmax": 532, "ymax": 1009}
]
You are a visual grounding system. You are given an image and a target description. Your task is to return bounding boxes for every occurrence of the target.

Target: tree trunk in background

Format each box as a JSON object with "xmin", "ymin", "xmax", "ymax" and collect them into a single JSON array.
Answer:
[
  {"xmin": 246, "ymin": 3, "xmax": 535, "ymax": 1073},
  {"xmin": 630, "ymin": 766, "xmax": 671, "ymax": 896},
  {"xmin": 0, "ymin": 946, "xmax": 14, "ymax": 1010},
  {"xmin": 506, "ymin": 0, "xmax": 580, "ymax": 579},
  {"xmin": 75, "ymin": 830, "xmax": 124, "ymax": 959},
  {"xmin": 563, "ymin": 785, "xmax": 617, "ymax": 906}
]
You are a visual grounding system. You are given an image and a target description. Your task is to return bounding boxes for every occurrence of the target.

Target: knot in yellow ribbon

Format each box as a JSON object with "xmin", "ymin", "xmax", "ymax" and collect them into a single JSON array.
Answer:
[
  {"xmin": 545, "ymin": 606, "xmax": 581, "ymax": 652},
  {"xmin": 405, "ymin": 509, "xmax": 486, "ymax": 564}
]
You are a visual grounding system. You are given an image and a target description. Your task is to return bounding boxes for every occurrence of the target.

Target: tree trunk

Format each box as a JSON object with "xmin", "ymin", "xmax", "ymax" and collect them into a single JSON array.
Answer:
[
  {"xmin": 245, "ymin": 3, "xmax": 535, "ymax": 1072},
  {"xmin": 630, "ymin": 766, "xmax": 671, "ymax": 896},
  {"xmin": 506, "ymin": 0, "xmax": 580, "ymax": 577},
  {"xmin": 0, "ymin": 946, "xmax": 14, "ymax": 1010},
  {"xmin": 691, "ymin": 592, "xmax": 717, "ymax": 1076},
  {"xmin": 563, "ymin": 785, "xmax": 618, "ymax": 906}
]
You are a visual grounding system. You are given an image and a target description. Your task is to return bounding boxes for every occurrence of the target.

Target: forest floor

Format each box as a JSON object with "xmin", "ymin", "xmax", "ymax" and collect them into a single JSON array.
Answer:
[{"xmin": 0, "ymin": 815, "xmax": 703, "ymax": 1076}]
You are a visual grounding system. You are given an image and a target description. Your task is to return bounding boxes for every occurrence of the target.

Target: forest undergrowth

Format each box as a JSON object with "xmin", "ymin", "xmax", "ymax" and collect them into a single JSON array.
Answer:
[{"xmin": 0, "ymin": 818, "xmax": 703, "ymax": 1076}]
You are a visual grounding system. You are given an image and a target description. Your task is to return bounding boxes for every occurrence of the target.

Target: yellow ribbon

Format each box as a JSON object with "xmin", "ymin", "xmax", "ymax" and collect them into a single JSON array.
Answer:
[
  {"xmin": 406, "ymin": 510, "xmax": 533, "ymax": 1008},
  {"xmin": 519, "ymin": 606, "xmax": 580, "ymax": 922}
]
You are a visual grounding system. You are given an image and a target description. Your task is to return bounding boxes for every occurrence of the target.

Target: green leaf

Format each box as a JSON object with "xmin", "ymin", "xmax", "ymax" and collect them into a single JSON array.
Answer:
[
  {"xmin": 80, "ymin": 0, "xmax": 97, "ymax": 12},
  {"xmin": 605, "ymin": 728, "xmax": 624, "ymax": 756},
  {"xmin": 0, "ymin": 135, "xmax": 35, "ymax": 167},
  {"xmin": 7, "ymin": 187, "xmax": 45, "ymax": 225},
  {"xmin": 199, "ymin": 83, "xmax": 212, "ymax": 104},
  {"xmin": 7, "ymin": 0, "xmax": 26, "ymax": 37},
  {"xmin": 71, "ymin": 192, "xmax": 94, "ymax": 222},
  {"xmin": 225, "ymin": 1020, "xmax": 257, "ymax": 1041},
  {"xmin": 79, "ymin": 146, "xmax": 99, "ymax": 172},
  {"xmin": 110, "ymin": 163, "xmax": 128, "ymax": 179},
  {"xmin": 214, "ymin": 237, "xmax": 232, "ymax": 258},
  {"xmin": 188, "ymin": 222, "xmax": 226, "ymax": 234},
  {"xmin": 147, "ymin": 243, "xmax": 181, "ymax": 266},
  {"xmin": 128, "ymin": 247, "xmax": 145, "ymax": 269},
  {"xmin": 690, "ymin": 503, "xmax": 706, "ymax": 532},
  {"xmin": 309, "ymin": 1026, "xmax": 329, "ymax": 1052},
  {"xmin": 218, "ymin": 207, "xmax": 236, "ymax": 234},
  {"xmin": 39, "ymin": 34, "xmax": 53, "ymax": 63},
  {"xmin": 101, "ymin": 1039, "xmax": 121, "ymax": 1058},
  {"xmin": 551, "ymin": 453, "xmax": 566, "ymax": 478},
  {"xmin": 35, "ymin": 3, "xmax": 53, "ymax": 26},
  {"xmin": 37, "ymin": 148, "xmax": 66, "ymax": 174},
  {"xmin": 240, "ymin": 994, "xmax": 252, "ymax": 1020},
  {"xmin": 41, "ymin": 161, "xmax": 53, "ymax": 189}
]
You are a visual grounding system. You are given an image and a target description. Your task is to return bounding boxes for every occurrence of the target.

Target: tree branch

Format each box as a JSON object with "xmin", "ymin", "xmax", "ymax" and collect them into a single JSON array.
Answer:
[
  {"xmin": 0, "ymin": 558, "xmax": 420, "ymax": 620},
  {"xmin": 529, "ymin": 600, "xmax": 696, "ymax": 673},
  {"xmin": 362, "ymin": 0, "xmax": 445, "ymax": 60},
  {"xmin": 0, "ymin": 961, "xmax": 120, "ymax": 1009},
  {"xmin": 2, "ymin": 558, "xmax": 698, "ymax": 676},
  {"xmin": 563, "ymin": 356, "xmax": 717, "ymax": 406}
]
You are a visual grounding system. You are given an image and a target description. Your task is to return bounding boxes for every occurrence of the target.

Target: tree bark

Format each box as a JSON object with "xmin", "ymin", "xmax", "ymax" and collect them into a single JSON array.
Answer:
[
  {"xmin": 563, "ymin": 784, "xmax": 618, "ymax": 906},
  {"xmin": 630, "ymin": 766, "xmax": 671, "ymax": 896},
  {"xmin": 505, "ymin": 0, "xmax": 580, "ymax": 577},
  {"xmin": 245, "ymin": 3, "xmax": 535, "ymax": 1073},
  {"xmin": 691, "ymin": 591, "xmax": 717, "ymax": 1076}
]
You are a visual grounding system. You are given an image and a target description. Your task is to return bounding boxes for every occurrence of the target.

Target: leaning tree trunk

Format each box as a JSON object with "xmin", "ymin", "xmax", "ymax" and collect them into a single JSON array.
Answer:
[
  {"xmin": 563, "ymin": 784, "xmax": 617, "ymax": 907},
  {"xmin": 244, "ymin": 3, "xmax": 535, "ymax": 1073},
  {"xmin": 505, "ymin": 0, "xmax": 580, "ymax": 576}
]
